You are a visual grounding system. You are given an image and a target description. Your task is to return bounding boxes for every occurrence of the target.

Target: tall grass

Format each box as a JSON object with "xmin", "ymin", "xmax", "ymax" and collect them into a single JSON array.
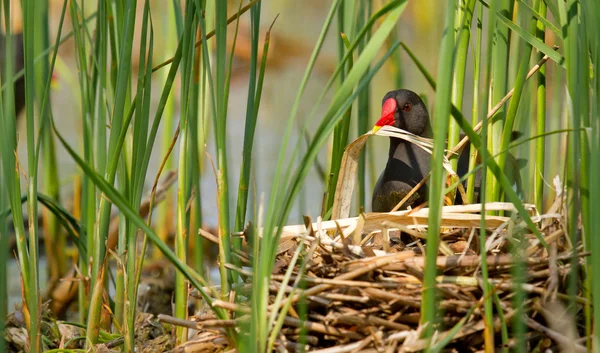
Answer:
[
  {"xmin": 174, "ymin": 1, "xmax": 196, "ymax": 343},
  {"xmin": 421, "ymin": 0, "xmax": 597, "ymax": 351},
  {"xmin": 0, "ymin": 1, "xmax": 38, "ymax": 351},
  {"xmin": 583, "ymin": 0, "xmax": 600, "ymax": 347},
  {"xmin": 0, "ymin": 1, "xmax": 599, "ymax": 352},
  {"xmin": 486, "ymin": 0, "xmax": 512, "ymax": 203},
  {"xmin": 251, "ymin": 1, "xmax": 408, "ymax": 350},
  {"xmin": 534, "ymin": 0, "xmax": 546, "ymax": 211},
  {"xmin": 421, "ymin": 1, "xmax": 456, "ymax": 342},
  {"xmin": 448, "ymin": 0, "xmax": 475, "ymax": 172},
  {"xmin": 0, "ymin": 170, "xmax": 6, "ymax": 353}
]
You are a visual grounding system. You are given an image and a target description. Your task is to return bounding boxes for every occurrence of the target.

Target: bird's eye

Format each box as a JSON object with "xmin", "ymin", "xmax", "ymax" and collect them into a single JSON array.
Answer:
[{"xmin": 402, "ymin": 103, "xmax": 412, "ymax": 112}]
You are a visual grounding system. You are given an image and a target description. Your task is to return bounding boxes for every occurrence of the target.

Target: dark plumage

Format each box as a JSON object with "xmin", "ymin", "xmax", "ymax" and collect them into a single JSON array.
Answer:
[{"xmin": 371, "ymin": 89, "xmax": 523, "ymax": 212}]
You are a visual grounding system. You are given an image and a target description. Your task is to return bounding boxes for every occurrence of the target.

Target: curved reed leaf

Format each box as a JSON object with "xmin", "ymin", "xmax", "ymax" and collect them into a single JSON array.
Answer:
[
  {"xmin": 496, "ymin": 11, "xmax": 565, "ymax": 68},
  {"xmin": 516, "ymin": 0, "xmax": 561, "ymax": 38}
]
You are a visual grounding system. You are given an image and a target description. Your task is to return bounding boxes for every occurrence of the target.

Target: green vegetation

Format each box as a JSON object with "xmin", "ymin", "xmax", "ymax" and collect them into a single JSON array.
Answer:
[{"xmin": 0, "ymin": 0, "xmax": 598, "ymax": 352}]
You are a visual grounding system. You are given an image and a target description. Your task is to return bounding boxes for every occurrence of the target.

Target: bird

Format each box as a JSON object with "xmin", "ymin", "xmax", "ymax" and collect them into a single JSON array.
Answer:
[
  {"xmin": 371, "ymin": 89, "xmax": 523, "ymax": 212},
  {"xmin": 0, "ymin": 32, "xmax": 26, "ymax": 117}
]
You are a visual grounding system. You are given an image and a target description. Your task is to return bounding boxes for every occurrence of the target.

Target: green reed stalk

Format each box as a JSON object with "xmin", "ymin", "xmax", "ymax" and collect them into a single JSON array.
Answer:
[
  {"xmin": 42, "ymin": 2, "xmax": 67, "ymax": 296},
  {"xmin": 115, "ymin": 169, "xmax": 127, "ymax": 328},
  {"xmin": 558, "ymin": 0, "xmax": 584, "ymax": 316},
  {"xmin": 325, "ymin": 3, "xmax": 356, "ymax": 216},
  {"xmin": 156, "ymin": 1, "xmax": 178, "ymax": 258},
  {"xmin": 106, "ymin": 0, "xmax": 129, "ymax": 328},
  {"xmin": 194, "ymin": 0, "xmax": 209, "ymax": 274},
  {"xmin": 565, "ymin": 0, "xmax": 593, "ymax": 344},
  {"xmin": 70, "ymin": 0, "xmax": 94, "ymax": 327},
  {"xmin": 478, "ymin": 124, "xmax": 495, "ymax": 352},
  {"xmin": 234, "ymin": 1, "xmax": 262, "ymax": 233},
  {"xmin": 421, "ymin": 2, "xmax": 455, "ymax": 346},
  {"xmin": 213, "ymin": 0, "xmax": 233, "ymax": 290},
  {"xmin": 175, "ymin": 1, "xmax": 197, "ymax": 343},
  {"xmin": 188, "ymin": 39, "xmax": 204, "ymax": 278},
  {"xmin": 221, "ymin": 0, "xmax": 243, "ymax": 280},
  {"xmin": 34, "ymin": 1, "xmax": 69, "ymax": 345},
  {"xmin": 191, "ymin": 0, "xmax": 224, "ymax": 291},
  {"xmin": 479, "ymin": 0, "xmax": 500, "ymax": 348},
  {"xmin": 22, "ymin": 0, "xmax": 42, "ymax": 349},
  {"xmin": 573, "ymin": 12, "xmax": 592, "ymax": 345},
  {"xmin": 356, "ymin": 0, "xmax": 372, "ymax": 212},
  {"xmin": 35, "ymin": 0, "xmax": 64, "ymax": 288},
  {"xmin": 71, "ymin": 2, "xmax": 95, "ymax": 324},
  {"xmin": 582, "ymin": 0, "xmax": 600, "ymax": 345},
  {"xmin": 486, "ymin": 0, "xmax": 513, "ymax": 202},
  {"xmin": 534, "ymin": 1, "xmax": 546, "ymax": 211},
  {"xmin": 85, "ymin": 0, "xmax": 138, "ymax": 345},
  {"xmin": 0, "ymin": 176, "xmax": 5, "ymax": 352},
  {"xmin": 466, "ymin": 2, "xmax": 483, "ymax": 203},
  {"xmin": 61, "ymin": 1, "xmax": 93, "ymax": 325},
  {"xmin": 448, "ymin": 0, "xmax": 475, "ymax": 171},
  {"xmin": 386, "ymin": 22, "xmax": 402, "ymax": 90},
  {"xmin": 0, "ymin": 6, "xmax": 16, "ymax": 339},
  {"xmin": 470, "ymin": 2, "xmax": 495, "ymax": 350},
  {"xmin": 495, "ymin": 1, "xmax": 538, "ymax": 202},
  {"xmin": 123, "ymin": 3, "xmax": 153, "ymax": 349}
]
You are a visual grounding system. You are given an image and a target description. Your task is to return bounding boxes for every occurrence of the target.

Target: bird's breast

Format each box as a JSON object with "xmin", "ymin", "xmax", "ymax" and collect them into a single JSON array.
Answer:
[{"xmin": 371, "ymin": 143, "xmax": 431, "ymax": 212}]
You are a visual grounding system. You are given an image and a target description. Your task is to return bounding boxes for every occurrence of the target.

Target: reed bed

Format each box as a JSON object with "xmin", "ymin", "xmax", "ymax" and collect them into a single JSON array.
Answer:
[
  {"xmin": 4, "ymin": 198, "xmax": 579, "ymax": 352},
  {"xmin": 1, "ymin": 0, "xmax": 599, "ymax": 352}
]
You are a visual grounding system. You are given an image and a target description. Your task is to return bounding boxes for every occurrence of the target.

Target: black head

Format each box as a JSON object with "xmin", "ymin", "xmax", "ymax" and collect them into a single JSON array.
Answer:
[{"xmin": 373, "ymin": 89, "xmax": 430, "ymax": 136}]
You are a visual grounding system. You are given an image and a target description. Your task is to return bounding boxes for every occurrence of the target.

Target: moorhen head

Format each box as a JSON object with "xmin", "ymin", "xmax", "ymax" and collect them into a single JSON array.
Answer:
[{"xmin": 372, "ymin": 89, "xmax": 432, "ymax": 137}]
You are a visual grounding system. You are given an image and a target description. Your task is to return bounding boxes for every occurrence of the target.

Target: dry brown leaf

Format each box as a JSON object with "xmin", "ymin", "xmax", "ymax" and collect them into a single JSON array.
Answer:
[{"xmin": 331, "ymin": 134, "xmax": 369, "ymax": 220}]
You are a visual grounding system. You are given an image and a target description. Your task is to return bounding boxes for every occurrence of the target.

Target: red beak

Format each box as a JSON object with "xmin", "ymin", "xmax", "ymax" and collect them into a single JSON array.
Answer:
[{"xmin": 372, "ymin": 98, "xmax": 396, "ymax": 133}]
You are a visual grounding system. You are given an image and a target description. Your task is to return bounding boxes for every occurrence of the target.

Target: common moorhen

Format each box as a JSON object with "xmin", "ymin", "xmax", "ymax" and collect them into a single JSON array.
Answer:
[
  {"xmin": 0, "ymin": 32, "xmax": 25, "ymax": 117},
  {"xmin": 371, "ymin": 89, "xmax": 523, "ymax": 212}
]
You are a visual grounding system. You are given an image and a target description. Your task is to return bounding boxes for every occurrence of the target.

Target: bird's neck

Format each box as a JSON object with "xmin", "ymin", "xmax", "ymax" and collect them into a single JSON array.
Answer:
[
  {"xmin": 387, "ymin": 138, "xmax": 405, "ymax": 160},
  {"xmin": 387, "ymin": 122, "xmax": 433, "ymax": 160}
]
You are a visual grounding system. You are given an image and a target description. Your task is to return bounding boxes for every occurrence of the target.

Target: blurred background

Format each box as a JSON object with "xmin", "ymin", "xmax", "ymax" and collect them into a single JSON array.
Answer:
[{"xmin": 12, "ymin": 0, "xmax": 494, "ymax": 227}]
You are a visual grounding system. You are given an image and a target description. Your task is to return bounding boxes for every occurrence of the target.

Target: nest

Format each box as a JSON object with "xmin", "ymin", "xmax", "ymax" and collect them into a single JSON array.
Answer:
[{"xmin": 160, "ymin": 190, "xmax": 587, "ymax": 352}]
